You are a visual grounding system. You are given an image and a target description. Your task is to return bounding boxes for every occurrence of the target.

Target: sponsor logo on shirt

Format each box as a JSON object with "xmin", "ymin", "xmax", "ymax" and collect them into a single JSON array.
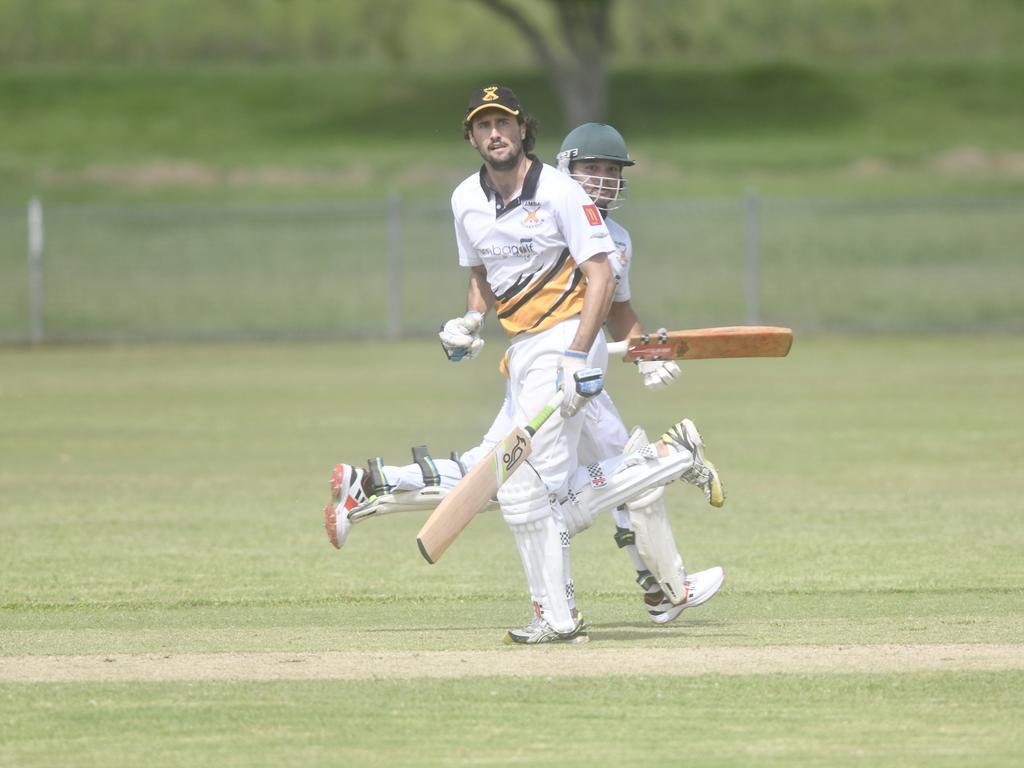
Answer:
[
  {"xmin": 583, "ymin": 204, "xmax": 603, "ymax": 226},
  {"xmin": 478, "ymin": 240, "xmax": 535, "ymax": 258}
]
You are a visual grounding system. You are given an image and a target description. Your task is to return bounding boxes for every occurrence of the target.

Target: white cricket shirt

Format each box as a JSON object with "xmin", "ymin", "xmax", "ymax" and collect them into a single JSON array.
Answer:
[
  {"xmin": 452, "ymin": 157, "xmax": 614, "ymax": 337},
  {"xmin": 605, "ymin": 216, "xmax": 632, "ymax": 304}
]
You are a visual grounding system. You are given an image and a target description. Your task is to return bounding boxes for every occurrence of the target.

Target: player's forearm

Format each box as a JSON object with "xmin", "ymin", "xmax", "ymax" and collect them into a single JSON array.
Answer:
[
  {"xmin": 606, "ymin": 300, "xmax": 643, "ymax": 341},
  {"xmin": 568, "ymin": 255, "xmax": 614, "ymax": 354},
  {"xmin": 466, "ymin": 266, "xmax": 495, "ymax": 316}
]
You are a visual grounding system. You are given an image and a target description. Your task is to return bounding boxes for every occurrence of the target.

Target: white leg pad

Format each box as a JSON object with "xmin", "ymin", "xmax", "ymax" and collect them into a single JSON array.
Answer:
[
  {"xmin": 507, "ymin": 517, "xmax": 575, "ymax": 633},
  {"xmin": 348, "ymin": 487, "xmax": 449, "ymax": 522},
  {"xmin": 561, "ymin": 486, "xmax": 597, "ymax": 537},
  {"xmin": 349, "ymin": 488, "xmax": 498, "ymax": 523},
  {"xmin": 560, "ymin": 443, "xmax": 694, "ymax": 535},
  {"xmin": 498, "ymin": 462, "xmax": 553, "ymax": 526},
  {"xmin": 500, "ymin": 465, "xmax": 575, "ymax": 633},
  {"xmin": 627, "ymin": 484, "xmax": 688, "ymax": 605}
]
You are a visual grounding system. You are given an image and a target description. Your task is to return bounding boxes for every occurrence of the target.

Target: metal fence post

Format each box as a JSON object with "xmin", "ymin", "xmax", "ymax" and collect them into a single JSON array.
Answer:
[
  {"xmin": 744, "ymin": 191, "xmax": 762, "ymax": 326},
  {"xmin": 388, "ymin": 194, "xmax": 402, "ymax": 339},
  {"xmin": 28, "ymin": 197, "xmax": 44, "ymax": 345}
]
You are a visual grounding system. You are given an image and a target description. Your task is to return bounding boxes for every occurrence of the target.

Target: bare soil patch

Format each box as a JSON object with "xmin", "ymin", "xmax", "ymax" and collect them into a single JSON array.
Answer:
[{"xmin": 1, "ymin": 644, "xmax": 1020, "ymax": 683}]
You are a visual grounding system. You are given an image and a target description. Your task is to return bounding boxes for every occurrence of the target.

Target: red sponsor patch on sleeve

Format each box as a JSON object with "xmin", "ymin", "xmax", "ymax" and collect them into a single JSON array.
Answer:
[{"xmin": 582, "ymin": 204, "xmax": 603, "ymax": 226}]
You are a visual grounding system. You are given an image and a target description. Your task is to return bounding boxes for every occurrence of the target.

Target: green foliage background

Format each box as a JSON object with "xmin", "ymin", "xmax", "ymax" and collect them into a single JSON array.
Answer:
[
  {"xmin": 2, "ymin": 0, "xmax": 1023, "ymax": 66},
  {"xmin": 1, "ymin": 0, "xmax": 1022, "ymax": 204}
]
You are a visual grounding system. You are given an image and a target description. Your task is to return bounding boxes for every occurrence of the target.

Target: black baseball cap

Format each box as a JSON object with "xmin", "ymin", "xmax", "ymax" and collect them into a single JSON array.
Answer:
[{"xmin": 464, "ymin": 85, "xmax": 522, "ymax": 124}]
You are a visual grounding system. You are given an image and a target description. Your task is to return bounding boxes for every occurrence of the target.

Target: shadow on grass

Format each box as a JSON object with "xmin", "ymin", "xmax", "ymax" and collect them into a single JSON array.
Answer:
[{"xmin": 590, "ymin": 620, "xmax": 744, "ymax": 643}]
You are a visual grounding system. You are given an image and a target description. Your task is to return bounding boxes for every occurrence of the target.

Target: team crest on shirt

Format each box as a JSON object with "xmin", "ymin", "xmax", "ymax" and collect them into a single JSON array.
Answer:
[
  {"xmin": 582, "ymin": 204, "xmax": 602, "ymax": 226},
  {"xmin": 521, "ymin": 200, "xmax": 544, "ymax": 227}
]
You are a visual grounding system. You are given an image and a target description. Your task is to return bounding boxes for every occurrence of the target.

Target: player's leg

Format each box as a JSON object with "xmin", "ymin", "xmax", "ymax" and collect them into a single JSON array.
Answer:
[
  {"xmin": 578, "ymin": 410, "xmax": 701, "ymax": 614},
  {"xmin": 499, "ymin": 462, "xmax": 585, "ymax": 644},
  {"xmin": 575, "ymin": 390, "xmax": 666, "ymax": 600},
  {"xmin": 323, "ymin": 394, "xmax": 514, "ymax": 548},
  {"xmin": 364, "ymin": 389, "xmax": 512, "ymax": 499},
  {"xmin": 562, "ymin": 417, "xmax": 726, "ymax": 618},
  {"xmin": 562, "ymin": 415, "xmax": 726, "ymax": 529},
  {"xmin": 323, "ymin": 449, "xmax": 459, "ymax": 550},
  {"xmin": 619, "ymin": 425, "xmax": 687, "ymax": 603},
  {"xmin": 502, "ymin": 330, "xmax": 592, "ymax": 644}
]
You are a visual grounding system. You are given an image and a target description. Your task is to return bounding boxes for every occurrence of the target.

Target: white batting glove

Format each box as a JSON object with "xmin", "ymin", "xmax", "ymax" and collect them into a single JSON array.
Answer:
[
  {"xmin": 439, "ymin": 310, "xmax": 485, "ymax": 362},
  {"xmin": 637, "ymin": 360, "xmax": 682, "ymax": 390},
  {"xmin": 557, "ymin": 350, "xmax": 604, "ymax": 418}
]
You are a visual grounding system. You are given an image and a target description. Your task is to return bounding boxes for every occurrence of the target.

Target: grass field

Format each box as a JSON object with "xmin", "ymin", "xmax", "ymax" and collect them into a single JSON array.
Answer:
[{"xmin": 1, "ymin": 336, "xmax": 1022, "ymax": 766}]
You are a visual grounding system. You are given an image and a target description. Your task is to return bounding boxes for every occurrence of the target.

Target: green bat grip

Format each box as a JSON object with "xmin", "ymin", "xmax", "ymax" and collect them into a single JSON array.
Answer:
[{"xmin": 525, "ymin": 391, "xmax": 565, "ymax": 436}]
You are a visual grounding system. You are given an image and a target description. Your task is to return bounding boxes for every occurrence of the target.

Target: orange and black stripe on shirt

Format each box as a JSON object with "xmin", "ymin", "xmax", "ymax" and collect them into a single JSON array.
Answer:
[{"xmin": 494, "ymin": 248, "xmax": 586, "ymax": 337}]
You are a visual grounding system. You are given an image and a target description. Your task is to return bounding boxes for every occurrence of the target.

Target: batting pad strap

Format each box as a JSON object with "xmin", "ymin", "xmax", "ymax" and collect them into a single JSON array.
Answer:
[
  {"xmin": 366, "ymin": 457, "xmax": 389, "ymax": 496},
  {"xmin": 449, "ymin": 451, "xmax": 468, "ymax": 478},
  {"xmin": 614, "ymin": 526, "xmax": 636, "ymax": 548},
  {"xmin": 411, "ymin": 445, "xmax": 441, "ymax": 487},
  {"xmin": 635, "ymin": 568, "xmax": 659, "ymax": 592}
]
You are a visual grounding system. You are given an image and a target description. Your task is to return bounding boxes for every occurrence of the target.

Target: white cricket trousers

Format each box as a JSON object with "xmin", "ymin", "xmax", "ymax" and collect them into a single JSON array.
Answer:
[{"xmin": 503, "ymin": 317, "xmax": 609, "ymax": 494}]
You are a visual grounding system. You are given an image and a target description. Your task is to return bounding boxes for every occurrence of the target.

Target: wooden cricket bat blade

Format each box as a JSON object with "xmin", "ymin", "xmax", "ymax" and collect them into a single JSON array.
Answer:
[
  {"xmin": 619, "ymin": 326, "xmax": 792, "ymax": 362},
  {"xmin": 416, "ymin": 392, "xmax": 563, "ymax": 564},
  {"xmin": 416, "ymin": 426, "xmax": 532, "ymax": 564}
]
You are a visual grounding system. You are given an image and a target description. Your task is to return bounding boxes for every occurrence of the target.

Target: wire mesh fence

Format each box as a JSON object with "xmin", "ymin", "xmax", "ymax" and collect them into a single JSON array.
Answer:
[{"xmin": 1, "ymin": 194, "xmax": 1021, "ymax": 344}]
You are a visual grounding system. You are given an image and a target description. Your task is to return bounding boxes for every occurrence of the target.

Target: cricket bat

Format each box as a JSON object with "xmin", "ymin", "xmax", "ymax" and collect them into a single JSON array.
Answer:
[
  {"xmin": 416, "ymin": 390, "xmax": 565, "ymax": 564},
  {"xmin": 606, "ymin": 326, "xmax": 793, "ymax": 362}
]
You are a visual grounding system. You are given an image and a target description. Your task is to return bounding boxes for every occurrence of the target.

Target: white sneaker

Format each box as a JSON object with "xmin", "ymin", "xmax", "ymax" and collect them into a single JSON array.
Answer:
[
  {"xmin": 505, "ymin": 616, "xmax": 590, "ymax": 645},
  {"xmin": 647, "ymin": 566, "xmax": 725, "ymax": 625},
  {"xmin": 662, "ymin": 419, "xmax": 725, "ymax": 508},
  {"xmin": 324, "ymin": 463, "xmax": 368, "ymax": 549}
]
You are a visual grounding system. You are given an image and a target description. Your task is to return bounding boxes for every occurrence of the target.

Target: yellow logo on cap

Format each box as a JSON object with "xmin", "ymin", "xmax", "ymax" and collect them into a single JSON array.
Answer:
[{"xmin": 482, "ymin": 87, "xmax": 499, "ymax": 102}]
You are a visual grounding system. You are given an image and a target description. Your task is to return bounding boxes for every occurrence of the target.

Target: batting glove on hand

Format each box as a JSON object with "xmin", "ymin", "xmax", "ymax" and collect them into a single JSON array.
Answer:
[
  {"xmin": 439, "ymin": 310, "xmax": 484, "ymax": 362},
  {"xmin": 557, "ymin": 350, "xmax": 604, "ymax": 418},
  {"xmin": 637, "ymin": 359, "xmax": 682, "ymax": 390}
]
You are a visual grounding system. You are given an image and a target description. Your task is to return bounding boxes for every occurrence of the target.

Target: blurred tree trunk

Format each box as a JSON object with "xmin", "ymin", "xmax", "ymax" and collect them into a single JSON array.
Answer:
[{"xmin": 477, "ymin": 0, "xmax": 612, "ymax": 128}]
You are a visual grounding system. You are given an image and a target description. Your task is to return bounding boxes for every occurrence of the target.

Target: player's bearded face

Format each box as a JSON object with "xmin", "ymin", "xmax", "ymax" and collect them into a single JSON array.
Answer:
[{"xmin": 470, "ymin": 112, "xmax": 525, "ymax": 171}]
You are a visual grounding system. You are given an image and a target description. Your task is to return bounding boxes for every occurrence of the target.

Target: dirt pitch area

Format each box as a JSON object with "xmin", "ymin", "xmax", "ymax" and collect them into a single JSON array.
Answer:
[{"xmin": 1, "ymin": 644, "xmax": 1020, "ymax": 683}]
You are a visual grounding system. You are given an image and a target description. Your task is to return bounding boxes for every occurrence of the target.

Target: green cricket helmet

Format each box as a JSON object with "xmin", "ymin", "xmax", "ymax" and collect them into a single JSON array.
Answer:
[
  {"xmin": 556, "ymin": 122, "xmax": 635, "ymax": 171},
  {"xmin": 556, "ymin": 122, "xmax": 634, "ymax": 211}
]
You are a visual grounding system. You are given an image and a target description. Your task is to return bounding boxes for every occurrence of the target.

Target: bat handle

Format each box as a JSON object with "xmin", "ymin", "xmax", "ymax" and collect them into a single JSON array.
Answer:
[
  {"xmin": 525, "ymin": 390, "xmax": 565, "ymax": 437},
  {"xmin": 606, "ymin": 340, "xmax": 627, "ymax": 356}
]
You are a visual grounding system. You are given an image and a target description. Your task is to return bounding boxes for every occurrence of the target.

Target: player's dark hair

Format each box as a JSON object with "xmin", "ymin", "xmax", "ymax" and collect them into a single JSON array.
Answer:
[{"xmin": 521, "ymin": 114, "xmax": 538, "ymax": 154}]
